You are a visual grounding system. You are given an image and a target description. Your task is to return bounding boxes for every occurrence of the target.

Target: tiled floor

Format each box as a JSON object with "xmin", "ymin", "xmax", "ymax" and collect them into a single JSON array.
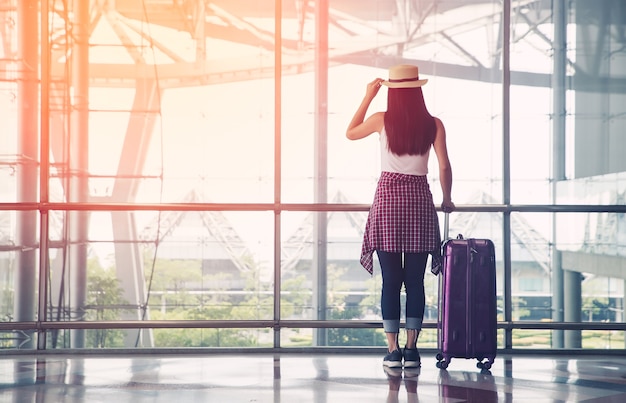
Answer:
[{"xmin": 1, "ymin": 352, "xmax": 626, "ymax": 402}]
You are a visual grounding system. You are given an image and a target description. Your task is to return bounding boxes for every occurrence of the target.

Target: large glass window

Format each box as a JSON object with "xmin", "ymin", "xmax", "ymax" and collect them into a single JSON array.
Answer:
[{"xmin": 0, "ymin": 0, "xmax": 624, "ymax": 351}]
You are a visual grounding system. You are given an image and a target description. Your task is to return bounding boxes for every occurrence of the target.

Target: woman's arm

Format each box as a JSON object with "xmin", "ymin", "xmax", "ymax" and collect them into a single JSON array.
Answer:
[
  {"xmin": 432, "ymin": 117, "xmax": 455, "ymax": 212},
  {"xmin": 346, "ymin": 78, "xmax": 385, "ymax": 140}
]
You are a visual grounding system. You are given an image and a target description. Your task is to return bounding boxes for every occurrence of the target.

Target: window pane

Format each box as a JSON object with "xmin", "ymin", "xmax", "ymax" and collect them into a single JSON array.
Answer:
[
  {"xmin": 44, "ymin": 209, "xmax": 274, "ymax": 349},
  {"xmin": 509, "ymin": 2, "xmax": 555, "ymax": 204},
  {"xmin": 48, "ymin": 5, "xmax": 276, "ymax": 204}
]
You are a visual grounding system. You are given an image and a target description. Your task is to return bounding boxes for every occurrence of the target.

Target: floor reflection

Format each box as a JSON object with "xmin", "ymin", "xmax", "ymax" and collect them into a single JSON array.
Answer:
[
  {"xmin": 1, "ymin": 353, "xmax": 626, "ymax": 402},
  {"xmin": 438, "ymin": 369, "xmax": 498, "ymax": 402},
  {"xmin": 384, "ymin": 367, "xmax": 419, "ymax": 403}
]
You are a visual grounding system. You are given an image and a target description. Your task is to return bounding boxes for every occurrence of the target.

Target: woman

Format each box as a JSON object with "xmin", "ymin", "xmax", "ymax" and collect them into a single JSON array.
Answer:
[{"xmin": 346, "ymin": 64, "xmax": 455, "ymax": 368}]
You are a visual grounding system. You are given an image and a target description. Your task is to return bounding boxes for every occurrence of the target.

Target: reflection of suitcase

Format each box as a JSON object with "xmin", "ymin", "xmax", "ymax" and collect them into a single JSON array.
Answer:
[
  {"xmin": 436, "ymin": 214, "xmax": 497, "ymax": 370},
  {"xmin": 438, "ymin": 370, "xmax": 499, "ymax": 402}
]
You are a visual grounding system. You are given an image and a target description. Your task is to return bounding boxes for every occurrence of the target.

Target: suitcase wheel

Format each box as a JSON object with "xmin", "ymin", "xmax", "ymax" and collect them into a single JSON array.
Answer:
[
  {"xmin": 477, "ymin": 360, "xmax": 492, "ymax": 370},
  {"xmin": 435, "ymin": 353, "xmax": 449, "ymax": 369}
]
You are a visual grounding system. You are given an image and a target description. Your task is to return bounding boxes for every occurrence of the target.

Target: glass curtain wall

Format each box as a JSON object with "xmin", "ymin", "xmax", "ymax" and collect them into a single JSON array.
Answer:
[{"xmin": 0, "ymin": 0, "xmax": 624, "ymax": 351}]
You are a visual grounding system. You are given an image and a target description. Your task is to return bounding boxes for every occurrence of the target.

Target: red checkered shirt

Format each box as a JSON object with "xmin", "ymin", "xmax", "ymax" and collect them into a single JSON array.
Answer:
[{"xmin": 360, "ymin": 171, "xmax": 442, "ymax": 275}]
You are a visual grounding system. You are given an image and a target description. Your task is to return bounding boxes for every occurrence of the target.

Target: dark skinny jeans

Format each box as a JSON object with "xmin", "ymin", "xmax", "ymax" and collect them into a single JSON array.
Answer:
[{"xmin": 376, "ymin": 250, "xmax": 429, "ymax": 334}]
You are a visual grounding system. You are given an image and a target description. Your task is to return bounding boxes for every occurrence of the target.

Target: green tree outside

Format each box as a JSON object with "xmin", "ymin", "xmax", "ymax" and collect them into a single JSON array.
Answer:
[{"xmin": 85, "ymin": 257, "xmax": 128, "ymax": 348}]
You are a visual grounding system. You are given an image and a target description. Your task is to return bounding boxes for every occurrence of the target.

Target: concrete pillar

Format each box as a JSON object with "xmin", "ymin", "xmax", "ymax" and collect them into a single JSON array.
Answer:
[
  {"xmin": 564, "ymin": 270, "xmax": 582, "ymax": 348},
  {"xmin": 550, "ymin": 0, "xmax": 567, "ymax": 349},
  {"xmin": 14, "ymin": 0, "xmax": 39, "ymax": 350},
  {"xmin": 312, "ymin": 0, "xmax": 329, "ymax": 347}
]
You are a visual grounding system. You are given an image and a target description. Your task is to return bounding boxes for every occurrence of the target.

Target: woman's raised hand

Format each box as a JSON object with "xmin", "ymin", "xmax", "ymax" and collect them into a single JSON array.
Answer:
[{"xmin": 365, "ymin": 78, "xmax": 384, "ymax": 99}]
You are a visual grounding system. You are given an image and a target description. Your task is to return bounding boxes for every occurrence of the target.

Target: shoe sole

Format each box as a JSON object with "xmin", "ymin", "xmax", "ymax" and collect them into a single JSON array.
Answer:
[{"xmin": 383, "ymin": 361, "xmax": 403, "ymax": 368}]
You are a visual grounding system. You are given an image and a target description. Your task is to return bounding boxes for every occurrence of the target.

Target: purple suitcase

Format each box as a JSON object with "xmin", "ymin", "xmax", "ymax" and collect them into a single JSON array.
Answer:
[{"xmin": 436, "ymin": 233, "xmax": 497, "ymax": 370}]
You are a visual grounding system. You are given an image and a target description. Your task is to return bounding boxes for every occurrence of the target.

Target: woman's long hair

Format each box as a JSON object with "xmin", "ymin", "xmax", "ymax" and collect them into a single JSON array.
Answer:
[{"xmin": 383, "ymin": 87, "xmax": 436, "ymax": 156}]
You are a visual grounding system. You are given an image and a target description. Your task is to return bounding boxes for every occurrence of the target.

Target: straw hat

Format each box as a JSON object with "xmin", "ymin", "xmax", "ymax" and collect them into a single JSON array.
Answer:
[{"xmin": 382, "ymin": 64, "xmax": 428, "ymax": 88}]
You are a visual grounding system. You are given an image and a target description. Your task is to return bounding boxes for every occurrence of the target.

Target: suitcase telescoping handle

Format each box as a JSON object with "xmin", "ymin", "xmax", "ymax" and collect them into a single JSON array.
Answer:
[{"xmin": 443, "ymin": 211, "xmax": 463, "ymax": 241}]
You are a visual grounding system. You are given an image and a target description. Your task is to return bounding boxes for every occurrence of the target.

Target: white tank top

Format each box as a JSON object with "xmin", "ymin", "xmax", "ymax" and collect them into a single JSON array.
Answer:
[{"xmin": 380, "ymin": 126, "xmax": 429, "ymax": 176}]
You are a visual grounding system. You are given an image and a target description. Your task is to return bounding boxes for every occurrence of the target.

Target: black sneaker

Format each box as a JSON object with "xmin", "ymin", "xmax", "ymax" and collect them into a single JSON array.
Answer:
[
  {"xmin": 403, "ymin": 347, "xmax": 421, "ymax": 368},
  {"xmin": 383, "ymin": 349, "xmax": 403, "ymax": 367}
]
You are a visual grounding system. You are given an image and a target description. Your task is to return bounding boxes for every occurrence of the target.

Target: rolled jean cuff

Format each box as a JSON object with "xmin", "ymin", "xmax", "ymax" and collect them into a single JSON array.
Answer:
[
  {"xmin": 405, "ymin": 317, "xmax": 423, "ymax": 331},
  {"xmin": 383, "ymin": 319, "xmax": 400, "ymax": 334}
]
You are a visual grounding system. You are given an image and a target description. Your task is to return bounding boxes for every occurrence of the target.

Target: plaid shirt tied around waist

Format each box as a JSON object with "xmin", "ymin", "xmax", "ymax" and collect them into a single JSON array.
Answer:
[{"xmin": 360, "ymin": 171, "xmax": 442, "ymax": 275}]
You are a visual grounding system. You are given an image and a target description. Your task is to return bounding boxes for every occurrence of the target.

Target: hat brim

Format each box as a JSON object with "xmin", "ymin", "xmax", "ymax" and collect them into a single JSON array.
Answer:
[{"xmin": 382, "ymin": 79, "xmax": 428, "ymax": 88}]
